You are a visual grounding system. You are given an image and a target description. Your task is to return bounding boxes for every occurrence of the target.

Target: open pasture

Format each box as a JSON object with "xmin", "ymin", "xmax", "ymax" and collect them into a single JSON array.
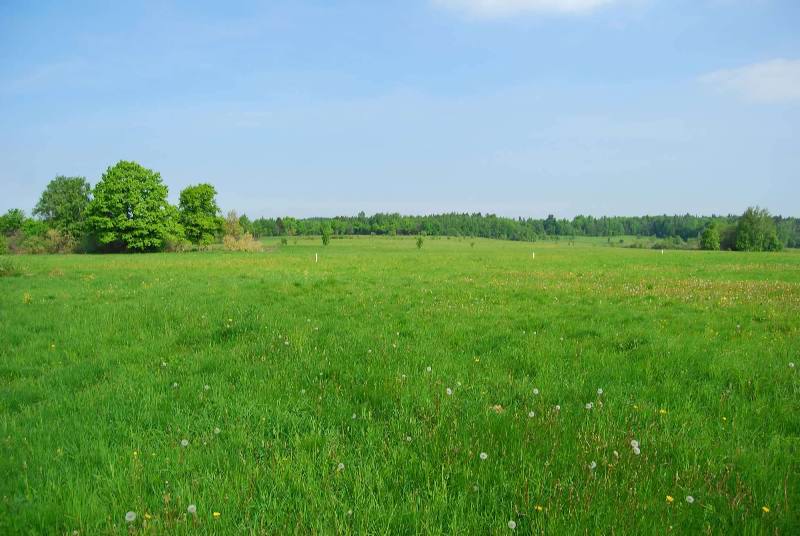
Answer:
[{"xmin": 1, "ymin": 237, "xmax": 799, "ymax": 534}]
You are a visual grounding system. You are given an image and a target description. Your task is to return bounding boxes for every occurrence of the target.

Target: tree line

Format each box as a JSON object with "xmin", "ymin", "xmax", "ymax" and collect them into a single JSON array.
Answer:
[{"xmin": 1, "ymin": 160, "xmax": 796, "ymax": 254}]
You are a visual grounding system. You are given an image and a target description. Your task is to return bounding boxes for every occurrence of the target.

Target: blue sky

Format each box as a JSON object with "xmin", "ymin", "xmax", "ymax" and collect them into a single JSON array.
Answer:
[{"xmin": 1, "ymin": 0, "xmax": 798, "ymax": 218}]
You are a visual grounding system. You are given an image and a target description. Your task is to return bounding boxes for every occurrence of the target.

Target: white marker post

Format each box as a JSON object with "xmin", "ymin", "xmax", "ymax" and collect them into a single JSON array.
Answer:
[
  {"xmin": 315, "ymin": 253, "xmax": 318, "ymax": 263},
  {"xmin": 532, "ymin": 251, "xmax": 535, "ymax": 260}
]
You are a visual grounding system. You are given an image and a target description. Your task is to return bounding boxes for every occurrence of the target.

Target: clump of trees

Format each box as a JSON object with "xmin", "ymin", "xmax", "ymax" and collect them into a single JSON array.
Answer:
[
  {"xmin": 0, "ymin": 160, "xmax": 235, "ymax": 254},
  {"xmin": 221, "ymin": 210, "xmax": 262, "ymax": 252}
]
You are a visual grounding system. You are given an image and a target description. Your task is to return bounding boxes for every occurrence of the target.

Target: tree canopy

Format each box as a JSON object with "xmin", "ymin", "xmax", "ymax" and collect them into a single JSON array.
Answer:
[
  {"xmin": 33, "ymin": 176, "xmax": 91, "ymax": 238},
  {"xmin": 179, "ymin": 183, "xmax": 221, "ymax": 245},
  {"xmin": 85, "ymin": 161, "xmax": 179, "ymax": 252}
]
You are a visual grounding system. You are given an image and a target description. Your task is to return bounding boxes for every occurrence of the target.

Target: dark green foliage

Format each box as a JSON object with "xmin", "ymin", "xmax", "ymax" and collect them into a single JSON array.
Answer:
[
  {"xmin": 700, "ymin": 225, "xmax": 721, "ymax": 250},
  {"xmin": 85, "ymin": 161, "xmax": 179, "ymax": 252},
  {"xmin": 33, "ymin": 176, "xmax": 91, "ymax": 238},
  {"xmin": 0, "ymin": 209, "xmax": 26, "ymax": 234},
  {"xmin": 416, "ymin": 235, "xmax": 424, "ymax": 249},
  {"xmin": 248, "ymin": 211, "xmax": 799, "ymax": 249},
  {"xmin": 321, "ymin": 224, "xmax": 331, "ymax": 246},
  {"xmin": 178, "ymin": 184, "xmax": 221, "ymax": 245},
  {"xmin": 735, "ymin": 207, "xmax": 782, "ymax": 252}
]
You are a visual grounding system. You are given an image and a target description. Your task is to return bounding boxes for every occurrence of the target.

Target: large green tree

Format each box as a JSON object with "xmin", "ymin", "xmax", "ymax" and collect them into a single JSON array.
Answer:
[
  {"xmin": 699, "ymin": 224, "xmax": 720, "ymax": 250},
  {"xmin": 33, "ymin": 176, "xmax": 91, "ymax": 238},
  {"xmin": 178, "ymin": 183, "xmax": 221, "ymax": 245},
  {"xmin": 735, "ymin": 207, "xmax": 782, "ymax": 252},
  {"xmin": 86, "ymin": 161, "xmax": 178, "ymax": 252}
]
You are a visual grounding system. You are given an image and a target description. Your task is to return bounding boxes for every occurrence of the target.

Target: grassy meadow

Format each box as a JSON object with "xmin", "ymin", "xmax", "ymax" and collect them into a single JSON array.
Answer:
[{"xmin": 1, "ymin": 237, "xmax": 799, "ymax": 534}]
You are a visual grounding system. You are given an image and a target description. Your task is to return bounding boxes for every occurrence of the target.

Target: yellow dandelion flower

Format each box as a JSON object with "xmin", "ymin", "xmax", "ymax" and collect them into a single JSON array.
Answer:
[
  {"xmin": 659, "ymin": 408, "xmax": 667, "ymax": 415},
  {"xmin": 144, "ymin": 513, "xmax": 152, "ymax": 520},
  {"xmin": 762, "ymin": 506, "xmax": 770, "ymax": 513},
  {"xmin": 534, "ymin": 505, "xmax": 543, "ymax": 512},
  {"xmin": 213, "ymin": 511, "xmax": 221, "ymax": 518},
  {"xmin": 666, "ymin": 495, "xmax": 674, "ymax": 503}
]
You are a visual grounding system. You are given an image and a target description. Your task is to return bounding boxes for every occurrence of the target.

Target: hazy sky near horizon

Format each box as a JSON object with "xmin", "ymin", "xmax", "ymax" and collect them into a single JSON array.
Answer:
[{"xmin": 1, "ymin": 0, "xmax": 798, "ymax": 218}]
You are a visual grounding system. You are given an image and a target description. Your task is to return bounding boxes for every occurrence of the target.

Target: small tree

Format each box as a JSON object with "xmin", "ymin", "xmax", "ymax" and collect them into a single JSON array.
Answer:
[
  {"xmin": 700, "ymin": 225, "xmax": 720, "ymax": 250},
  {"xmin": 223, "ymin": 210, "xmax": 243, "ymax": 239},
  {"xmin": 735, "ymin": 207, "xmax": 782, "ymax": 252},
  {"xmin": 85, "ymin": 161, "xmax": 178, "ymax": 252},
  {"xmin": 321, "ymin": 224, "xmax": 332, "ymax": 246},
  {"xmin": 0, "ymin": 209, "xmax": 26, "ymax": 235},
  {"xmin": 416, "ymin": 235, "xmax": 424, "ymax": 249},
  {"xmin": 33, "ymin": 176, "xmax": 91, "ymax": 239},
  {"xmin": 179, "ymin": 184, "xmax": 221, "ymax": 245}
]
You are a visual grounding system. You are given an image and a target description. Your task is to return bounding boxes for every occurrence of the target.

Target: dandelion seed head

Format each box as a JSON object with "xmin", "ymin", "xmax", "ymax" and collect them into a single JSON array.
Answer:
[
  {"xmin": 630, "ymin": 439, "xmax": 639, "ymax": 449},
  {"xmin": 508, "ymin": 520, "xmax": 517, "ymax": 530},
  {"xmin": 446, "ymin": 388, "xmax": 453, "ymax": 396},
  {"xmin": 528, "ymin": 411, "xmax": 535, "ymax": 418},
  {"xmin": 337, "ymin": 462, "xmax": 345, "ymax": 471},
  {"xmin": 686, "ymin": 495, "xmax": 694, "ymax": 504},
  {"xmin": 585, "ymin": 402, "xmax": 593, "ymax": 410},
  {"xmin": 597, "ymin": 388, "xmax": 603, "ymax": 396},
  {"xmin": 187, "ymin": 504, "xmax": 197, "ymax": 515},
  {"xmin": 426, "ymin": 366, "xmax": 432, "ymax": 373},
  {"xmin": 125, "ymin": 511, "xmax": 136, "ymax": 523},
  {"xmin": 633, "ymin": 446, "xmax": 641, "ymax": 455},
  {"xmin": 589, "ymin": 461, "xmax": 597, "ymax": 470},
  {"xmin": 532, "ymin": 388, "xmax": 540, "ymax": 396},
  {"xmin": 479, "ymin": 452, "xmax": 488, "ymax": 460},
  {"xmin": 213, "ymin": 427, "xmax": 221, "ymax": 435},
  {"xmin": 180, "ymin": 439, "xmax": 189, "ymax": 448}
]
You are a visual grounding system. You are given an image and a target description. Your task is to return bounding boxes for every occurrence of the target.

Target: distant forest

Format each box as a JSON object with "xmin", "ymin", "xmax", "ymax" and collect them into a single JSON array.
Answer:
[{"xmin": 246, "ymin": 212, "xmax": 800, "ymax": 248}]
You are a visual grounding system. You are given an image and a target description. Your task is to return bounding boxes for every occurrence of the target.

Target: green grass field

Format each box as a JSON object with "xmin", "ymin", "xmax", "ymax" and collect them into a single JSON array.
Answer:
[{"xmin": 2, "ymin": 237, "xmax": 799, "ymax": 534}]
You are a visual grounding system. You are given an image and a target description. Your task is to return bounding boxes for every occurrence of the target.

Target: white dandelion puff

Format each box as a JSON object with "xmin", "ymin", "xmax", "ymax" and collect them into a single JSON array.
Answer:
[
  {"xmin": 528, "ymin": 411, "xmax": 535, "ymax": 418},
  {"xmin": 589, "ymin": 461, "xmax": 597, "ymax": 470},
  {"xmin": 597, "ymin": 388, "xmax": 603, "ymax": 396},
  {"xmin": 204, "ymin": 384, "xmax": 210, "ymax": 391},
  {"xmin": 532, "ymin": 388, "xmax": 540, "ymax": 396},
  {"xmin": 633, "ymin": 446, "xmax": 641, "ymax": 455},
  {"xmin": 187, "ymin": 504, "xmax": 197, "ymax": 515},
  {"xmin": 479, "ymin": 452, "xmax": 488, "ymax": 460},
  {"xmin": 406, "ymin": 436, "xmax": 412, "ymax": 442},
  {"xmin": 585, "ymin": 402, "xmax": 593, "ymax": 410},
  {"xmin": 630, "ymin": 439, "xmax": 639, "ymax": 449},
  {"xmin": 446, "ymin": 388, "xmax": 453, "ymax": 396},
  {"xmin": 213, "ymin": 427, "xmax": 221, "ymax": 435},
  {"xmin": 790, "ymin": 362, "xmax": 795, "ymax": 369},
  {"xmin": 180, "ymin": 439, "xmax": 189, "ymax": 448},
  {"xmin": 686, "ymin": 495, "xmax": 695, "ymax": 504},
  {"xmin": 508, "ymin": 520, "xmax": 517, "ymax": 530},
  {"xmin": 426, "ymin": 366, "xmax": 432, "ymax": 373},
  {"xmin": 172, "ymin": 382, "xmax": 178, "ymax": 388},
  {"xmin": 337, "ymin": 462, "xmax": 345, "ymax": 471},
  {"xmin": 125, "ymin": 511, "xmax": 136, "ymax": 523},
  {"xmin": 554, "ymin": 405, "xmax": 561, "ymax": 411}
]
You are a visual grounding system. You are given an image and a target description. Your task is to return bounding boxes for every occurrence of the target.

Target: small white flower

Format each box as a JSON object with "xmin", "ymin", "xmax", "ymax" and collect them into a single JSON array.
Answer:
[
  {"xmin": 585, "ymin": 402, "xmax": 593, "ymax": 410},
  {"xmin": 532, "ymin": 388, "xmax": 540, "ymax": 396},
  {"xmin": 446, "ymin": 388, "xmax": 453, "ymax": 396},
  {"xmin": 180, "ymin": 439, "xmax": 189, "ymax": 448},
  {"xmin": 686, "ymin": 495, "xmax": 695, "ymax": 504},
  {"xmin": 406, "ymin": 436, "xmax": 412, "ymax": 442},
  {"xmin": 188, "ymin": 504, "xmax": 197, "ymax": 515},
  {"xmin": 528, "ymin": 411, "xmax": 535, "ymax": 418},
  {"xmin": 790, "ymin": 362, "xmax": 796, "ymax": 369},
  {"xmin": 479, "ymin": 452, "xmax": 488, "ymax": 460},
  {"xmin": 589, "ymin": 461, "xmax": 597, "ymax": 470},
  {"xmin": 597, "ymin": 388, "xmax": 603, "ymax": 396},
  {"xmin": 508, "ymin": 520, "xmax": 517, "ymax": 530},
  {"xmin": 213, "ymin": 427, "xmax": 221, "ymax": 435},
  {"xmin": 554, "ymin": 405, "xmax": 561, "ymax": 411},
  {"xmin": 172, "ymin": 382, "xmax": 178, "ymax": 388},
  {"xmin": 426, "ymin": 366, "xmax": 432, "ymax": 373},
  {"xmin": 630, "ymin": 439, "xmax": 639, "ymax": 449},
  {"xmin": 125, "ymin": 511, "xmax": 136, "ymax": 523},
  {"xmin": 633, "ymin": 446, "xmax": 641, "ymax": 455},
  {"xmin": 337, "ymin": 462, "xmax": 345, "ymax": 471}
]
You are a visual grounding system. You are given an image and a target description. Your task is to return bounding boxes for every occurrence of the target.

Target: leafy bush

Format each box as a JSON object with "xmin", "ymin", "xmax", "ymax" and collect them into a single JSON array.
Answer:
[{"xmin": 223, "ymin": 233, "xmax": 262, "ymax": 252}]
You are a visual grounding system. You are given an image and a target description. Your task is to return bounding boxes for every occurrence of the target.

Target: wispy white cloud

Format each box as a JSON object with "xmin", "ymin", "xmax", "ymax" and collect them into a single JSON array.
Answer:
[
  {"xmin": 432, "ymin": 0, "xmax": 622, "ymax": 17},
  {"xmin": 701, "ymin": 59, "xmax": 800, "ymax": 103}
]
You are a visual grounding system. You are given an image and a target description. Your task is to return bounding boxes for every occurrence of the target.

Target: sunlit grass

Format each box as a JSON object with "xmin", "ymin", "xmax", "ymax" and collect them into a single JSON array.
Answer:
[{"xmin": 1, "ymin": 237, "xmax": 798, "ymax": 533}]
